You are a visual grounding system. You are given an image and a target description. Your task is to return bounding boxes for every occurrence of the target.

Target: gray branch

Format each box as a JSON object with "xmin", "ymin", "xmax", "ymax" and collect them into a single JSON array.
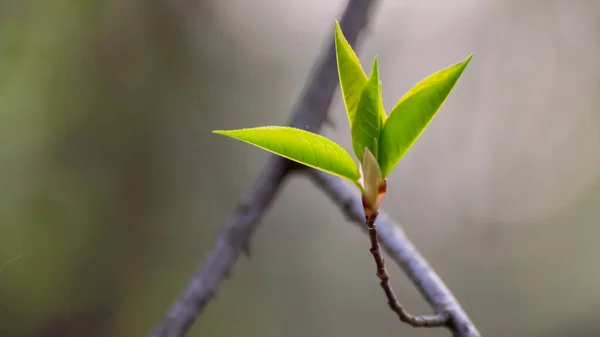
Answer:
[
  {"xmin": 150, "ymin": 0, "xmax": 480, "ymax": 336},
  {"xmin": 306, "ymin": 169, "xmax": 481, "ymax": 337},
  {"xmin": 149, "ymin": 1, "xmax": 377, "ymax": 336}
]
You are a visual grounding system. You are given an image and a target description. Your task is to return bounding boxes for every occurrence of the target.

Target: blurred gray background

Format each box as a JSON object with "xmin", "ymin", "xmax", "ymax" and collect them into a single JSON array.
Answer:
[{"xmin": 1, "ymin": 0, "xmax": 600, "ymax": 336}]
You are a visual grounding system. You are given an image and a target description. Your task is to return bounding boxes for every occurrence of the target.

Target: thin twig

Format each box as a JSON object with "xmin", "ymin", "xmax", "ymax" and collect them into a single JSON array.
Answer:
[
  {"xmin": 149, "ymin": 1, "xmax": 378, "ymax": 336},
  {"xmin": 307, "ymin": 169, "xmax": 481, "ymax": 337},
  {"xmin": 364, "ymin": 205, "xmax": 448, "ymax": 327}
]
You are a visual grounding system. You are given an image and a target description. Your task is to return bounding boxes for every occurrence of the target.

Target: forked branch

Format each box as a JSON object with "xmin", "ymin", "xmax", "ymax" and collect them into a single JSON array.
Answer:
[
  {"xmin": 307, "ymin": 169, "xmax": 480, "ymax": 337},
  {"xmin": 149, "ymin": 1, "xmax": 378, "ymax": 336},
  {"xmin": 150, "ymin": 0, "xmax": 480, "ymax": 336}
]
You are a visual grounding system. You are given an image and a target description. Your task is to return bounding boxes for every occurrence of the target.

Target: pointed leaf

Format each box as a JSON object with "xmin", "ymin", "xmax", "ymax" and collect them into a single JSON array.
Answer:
[
  {"xmin": 351, "ymin": 57, "xmax": 385, "ymax": 162},
  {"xmin": 213, "ymin": 126, "xmax": 360, "ymax": 183},
  {"xmin": 335, "ymin": 20, "xmax": 368, "ymax": 127},
  {"xmin": 378, "ymin": 54, "xmax": 473, "ymax": 178}
]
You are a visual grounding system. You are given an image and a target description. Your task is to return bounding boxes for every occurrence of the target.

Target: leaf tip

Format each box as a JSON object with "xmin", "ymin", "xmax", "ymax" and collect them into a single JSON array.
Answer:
[
  {"xmin": 462, "ymin": 53, "xmax": 474, "ymax": 67},
  {"xmin": 213, "ymin": 129, "xmax": 238, "ymax": 141},
  {"xmin": 213, "ymin": 128, "xmax": 237, "ymax": 135},
  {"xmin": 334, "ymin": 20, "xmax": 343, "ymax": 40},
  {"xmin": 368, "ymin": 56, "xmax": 380, "ymax": 80},
  {"xmin": 451, "ymin": 53, "xmax": 473, "ymax": 78}
]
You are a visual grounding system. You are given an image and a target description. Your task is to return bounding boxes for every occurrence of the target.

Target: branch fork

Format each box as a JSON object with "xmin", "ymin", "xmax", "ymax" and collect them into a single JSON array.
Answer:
[{"xmin": 150, "ymin": 1, "xmax": 480, "ymax": 335}]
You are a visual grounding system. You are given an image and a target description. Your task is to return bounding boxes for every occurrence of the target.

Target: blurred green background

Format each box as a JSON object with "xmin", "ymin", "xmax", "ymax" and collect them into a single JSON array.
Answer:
[{"xmin": 1, "ymin": 0, "xmax": 600, "ymax": 336}]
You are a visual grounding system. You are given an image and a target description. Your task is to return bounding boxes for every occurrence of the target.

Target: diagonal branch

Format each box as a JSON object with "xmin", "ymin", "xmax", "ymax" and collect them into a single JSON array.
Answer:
[
  {"xmin": 306, "ymin": 169, "xmax": 481, "ymax": 337},
  {"xmin": 151, "ymin": 0, "xmax": 481, "ymax": 336},
  {"xmin": 149, "ymin": 1, "xmax": 378, "ymax": 336}
]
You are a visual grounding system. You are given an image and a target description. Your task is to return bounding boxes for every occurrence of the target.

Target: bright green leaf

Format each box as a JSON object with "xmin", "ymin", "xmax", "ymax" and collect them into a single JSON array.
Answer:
[
  {"xmin": 213, "ymin": 126, "xmax": 361, "ymax": 183},
  {"xmin": 378, "ymin": 54, "xmax": 473, "ymax": 178},
  {"xmin": 351, "ymin": 57, "xmax": 385, "ymax": 162},
  {"xmin": 335, "ymin": 20, "xmax": 368, "ymax": 127}
]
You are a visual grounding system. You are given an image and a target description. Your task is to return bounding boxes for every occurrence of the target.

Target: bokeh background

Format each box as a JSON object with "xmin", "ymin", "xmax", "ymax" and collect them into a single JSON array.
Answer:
[{"xmin": 1, "ymin": 0, "xmax": 600, "ymax": 336}]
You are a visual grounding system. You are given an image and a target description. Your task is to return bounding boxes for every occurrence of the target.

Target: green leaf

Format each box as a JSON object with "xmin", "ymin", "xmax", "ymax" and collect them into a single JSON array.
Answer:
[
  {"xmin": 213, "ymin": 126, "xmax": 361, "ymax": 183},
  {"xmin": 351, "ymin": 57, "xmax": 385, "ymax": 162},
  {"xmin": 378, "ymin": 54, "xmax": 473, "ymax": 178},
  {"xmin": 335, "ymin": 20, "xmax": 368, "ymax": 127}
]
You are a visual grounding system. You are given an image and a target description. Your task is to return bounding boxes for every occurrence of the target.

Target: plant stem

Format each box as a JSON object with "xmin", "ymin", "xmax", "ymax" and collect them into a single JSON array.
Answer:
[{"xmin": 362, "ymin": 200, "xmax": 449, "ymax": 327}]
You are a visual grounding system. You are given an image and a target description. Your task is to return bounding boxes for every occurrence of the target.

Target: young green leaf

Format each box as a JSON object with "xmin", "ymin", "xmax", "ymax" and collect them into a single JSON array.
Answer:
[
  {"xmin": 360, "ymin": 147, "xmax": 384, "ymax": 211},
  {"xmin": 334, "ymin": 20, "xmax": 368, "ymax": 127},
  {"xmin": 213, "ymin": 126, "xmax": 361, "ymax": 184},
  {"xmin": 351, "ymin": 57, "xmax": 385, "ymax": 162},
  {"xmin": 377, "ymin": 54, "xmax": 473, "ymax": 178}
]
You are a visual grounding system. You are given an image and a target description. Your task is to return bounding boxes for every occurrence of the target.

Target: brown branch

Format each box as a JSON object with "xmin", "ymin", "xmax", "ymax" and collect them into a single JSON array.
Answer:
[
  {"xmin": 307, "ymin": 169, "xmax": 481, "ymax": 337},
  {"xmin": 364, "ymin": 205, "xmax": 448, "ymax": 327},
  {"xmin": 149, "ymin": 1, "xmax": 378, "ymax": 336}
]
